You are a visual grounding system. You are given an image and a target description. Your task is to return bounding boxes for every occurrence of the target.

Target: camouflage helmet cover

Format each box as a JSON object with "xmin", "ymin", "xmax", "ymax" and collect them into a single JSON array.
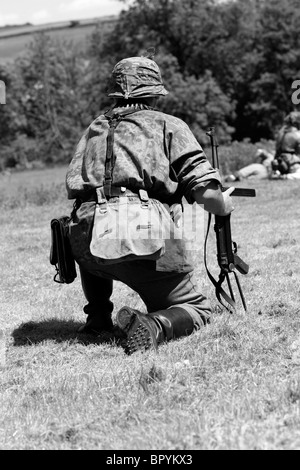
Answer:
[
  {"xmin": 284, "ymin": 111, "xmax": 300, "ymax": 127},
  {"xmin": 107, "ymin": 56, "xmax": 169, "ymax": 99}
]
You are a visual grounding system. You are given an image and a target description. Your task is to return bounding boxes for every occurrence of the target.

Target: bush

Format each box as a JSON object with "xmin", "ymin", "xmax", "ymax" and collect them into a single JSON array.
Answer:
[{"xmin": 0, "ymin": 134, "xmax": 47, "ymax": 170}]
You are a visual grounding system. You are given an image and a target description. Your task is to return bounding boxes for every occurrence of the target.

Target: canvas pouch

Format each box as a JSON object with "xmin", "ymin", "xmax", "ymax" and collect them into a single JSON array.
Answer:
[{"xmin": 90, "ymin": 187, "xmax": 172, "ymax": 263}]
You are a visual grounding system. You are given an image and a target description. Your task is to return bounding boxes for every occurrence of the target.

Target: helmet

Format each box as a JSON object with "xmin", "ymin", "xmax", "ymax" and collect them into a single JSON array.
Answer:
[
  {"xmin": 107, "ymin": 56, "xmax": 168, "ymax": 99},
  {"xmin": 284, "ymin": 111, "xmax": 300, "ymax": 128}
]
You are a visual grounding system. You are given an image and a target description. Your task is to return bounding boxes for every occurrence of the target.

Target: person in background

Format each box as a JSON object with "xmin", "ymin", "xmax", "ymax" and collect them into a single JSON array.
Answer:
[
  {"xmin": 271, "ymin": 111, "xmax": 300, "ymax": 180},
  {"xmin": 225, "ymin": 111, "xmax": 300, "ymax": 182},
  {"xmin": 65, "ymin": 53, "xmax": 234, "ymax": 355},
  {"xmin": 224, "ymin": 148, "xmax": 274, "ymax": 182}
]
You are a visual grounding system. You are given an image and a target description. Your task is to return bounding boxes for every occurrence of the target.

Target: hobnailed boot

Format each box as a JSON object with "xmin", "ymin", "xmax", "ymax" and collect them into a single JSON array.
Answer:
[{"xmin": 116, "ymin": 306, "xmax": 194, "ymax": 355}]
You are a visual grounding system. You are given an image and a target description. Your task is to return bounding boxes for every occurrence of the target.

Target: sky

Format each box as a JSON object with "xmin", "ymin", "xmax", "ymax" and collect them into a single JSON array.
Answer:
[{"xmin": 0, "ymin": 0, "xmax": 128, "ymax": 26}]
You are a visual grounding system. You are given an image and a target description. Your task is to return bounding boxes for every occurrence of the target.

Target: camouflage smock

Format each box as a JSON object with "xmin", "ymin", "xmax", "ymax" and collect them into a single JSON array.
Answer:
[
  {"xmin": 66, "ymin": 108, "xmax": 221, "ymax": 272},
  {"xmin": 275, "ymin": 125, "xmax": 300, "ymax": 173}
]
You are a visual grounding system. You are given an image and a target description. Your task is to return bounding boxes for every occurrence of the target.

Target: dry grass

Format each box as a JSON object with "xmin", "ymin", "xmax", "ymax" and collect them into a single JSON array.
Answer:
[{"xmin": 1, "ymin": 168, "xmax": 300, "ymax": 450}]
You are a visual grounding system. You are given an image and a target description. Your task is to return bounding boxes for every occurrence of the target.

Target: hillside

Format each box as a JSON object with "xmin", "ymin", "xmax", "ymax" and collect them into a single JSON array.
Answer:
[{"xmin": 0, "ymin": 16, "xmax": 117, "ymax": 65}]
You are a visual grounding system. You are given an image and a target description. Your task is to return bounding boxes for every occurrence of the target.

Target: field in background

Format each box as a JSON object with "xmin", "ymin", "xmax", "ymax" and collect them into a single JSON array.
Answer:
[
  {"xmin": 1, "ymin": 167, "xmax": 300, "ymax": 450},
  {"xmin": 0, "ymin": 16, "xmax": 116, "ymax": 64}
]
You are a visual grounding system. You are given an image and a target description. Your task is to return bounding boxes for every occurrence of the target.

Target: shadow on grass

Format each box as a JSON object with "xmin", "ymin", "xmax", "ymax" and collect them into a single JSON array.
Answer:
[{"xmin": 11, "ymin": 319, "xmax": 121, "ymax": 347}]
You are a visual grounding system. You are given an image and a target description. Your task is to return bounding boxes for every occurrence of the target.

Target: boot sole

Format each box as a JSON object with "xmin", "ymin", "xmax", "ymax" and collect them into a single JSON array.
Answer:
[{"xmin": 116, "ymin": 307, "xmax": 158, "ymax": 355}]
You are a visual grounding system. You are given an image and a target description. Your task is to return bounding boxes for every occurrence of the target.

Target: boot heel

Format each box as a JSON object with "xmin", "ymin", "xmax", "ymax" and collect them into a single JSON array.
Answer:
[{"xmin": 116, "ymin": 306, "xmax": 136, "ymax": 331}]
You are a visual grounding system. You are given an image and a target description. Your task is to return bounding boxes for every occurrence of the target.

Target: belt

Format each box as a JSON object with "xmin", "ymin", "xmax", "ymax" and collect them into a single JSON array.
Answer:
[
  {"xmin": 77, "ymin": 187, "xmax": 143, "ymax": 203},
  {"xmin": 107, "ymin": 186, "xmax": 139, "ymax": 198}
]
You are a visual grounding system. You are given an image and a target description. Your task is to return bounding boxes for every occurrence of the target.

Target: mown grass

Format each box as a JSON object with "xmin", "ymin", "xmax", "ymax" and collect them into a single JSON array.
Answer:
[{"xmin": 1, "ymin": 168, "xmax": 300, "ymax": 450}]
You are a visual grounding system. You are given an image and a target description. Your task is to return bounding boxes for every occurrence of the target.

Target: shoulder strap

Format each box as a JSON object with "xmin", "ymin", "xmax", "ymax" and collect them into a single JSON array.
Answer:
[
  {"xmin": 103, "ymin": 115, "xmax": 119, "ymax": 198},
  {"xmin": 103, "ymin": 107, "xmax": 143, "ymax": 198}
]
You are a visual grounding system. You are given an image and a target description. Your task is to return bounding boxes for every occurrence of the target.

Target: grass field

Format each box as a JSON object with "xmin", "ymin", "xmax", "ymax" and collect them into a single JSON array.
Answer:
[
  {"xmin": 0, "ymin": 16, "xmax": 116, "ymax": 64},
  {"xmin": 0, "ymin": 167, "xmax": 300, "ymax": 450}
]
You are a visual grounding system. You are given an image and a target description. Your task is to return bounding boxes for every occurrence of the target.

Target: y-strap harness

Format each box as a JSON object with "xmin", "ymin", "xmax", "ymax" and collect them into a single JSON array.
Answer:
[{"xmin": 95, "ymin": 106, "xmax": 151, "ymax": 212}]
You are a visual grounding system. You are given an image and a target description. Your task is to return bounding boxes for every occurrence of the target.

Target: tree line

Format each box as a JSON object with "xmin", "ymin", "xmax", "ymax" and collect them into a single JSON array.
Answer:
[{"xmin": 0, "ymin": 0, "xmax": 299, "ymax": 171}]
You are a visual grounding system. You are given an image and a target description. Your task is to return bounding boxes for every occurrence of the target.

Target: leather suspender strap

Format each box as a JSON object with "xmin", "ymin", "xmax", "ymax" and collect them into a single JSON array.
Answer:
[
  {"xmin": 103, "ymin": 107, "xmax": 143, "ymax": 198},
  {"xmin": 104, "ymin": 117, "xmax": 119, "ymax": 198}
]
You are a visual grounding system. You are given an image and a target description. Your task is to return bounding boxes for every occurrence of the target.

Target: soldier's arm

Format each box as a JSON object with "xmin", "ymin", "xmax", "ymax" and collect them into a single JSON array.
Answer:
[{"xmin": 193, "ymin": 181, "xmax": 235, "ymax": 216}]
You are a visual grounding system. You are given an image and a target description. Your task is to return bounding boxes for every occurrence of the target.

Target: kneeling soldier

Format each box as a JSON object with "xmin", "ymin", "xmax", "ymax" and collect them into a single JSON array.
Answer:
[{"xmin": 66, "ymin": 53, "xmax": 234, "ymax": 354}]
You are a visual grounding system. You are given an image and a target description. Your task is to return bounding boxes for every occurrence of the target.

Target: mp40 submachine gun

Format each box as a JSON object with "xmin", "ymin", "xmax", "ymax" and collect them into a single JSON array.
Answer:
[{"xmin": 204, "ymin": 127, "xmax": 256, "ymax": 313}]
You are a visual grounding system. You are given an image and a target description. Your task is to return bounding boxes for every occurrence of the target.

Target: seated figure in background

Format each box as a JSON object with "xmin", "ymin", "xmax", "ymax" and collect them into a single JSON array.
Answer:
[
  {"xmin": 225, "ymin": 111, "xmax": 300, "ymax": 182},
  {"xmin": 224, "ymin": 148, "xmax": 274, "ymax": 182},
  {"xmin": 271, "ymin": 111, "xmax": 300, "ymax": 180}
]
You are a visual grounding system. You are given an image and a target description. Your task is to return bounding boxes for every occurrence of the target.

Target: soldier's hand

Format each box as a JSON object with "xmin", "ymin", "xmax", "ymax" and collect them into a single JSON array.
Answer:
[{"xmin": 221, "ymin": 186, "xmax": 235, "ymax": 215}]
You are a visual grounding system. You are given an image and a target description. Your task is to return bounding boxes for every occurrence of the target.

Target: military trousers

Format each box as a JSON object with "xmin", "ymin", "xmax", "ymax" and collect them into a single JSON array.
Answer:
[
  {"xmin": 78, "ymin": 260, "xmax": 211, "ymax": 330},
  {"xmin": 236, "ymin": 163, "xmax": 269, "ymax": 180}
]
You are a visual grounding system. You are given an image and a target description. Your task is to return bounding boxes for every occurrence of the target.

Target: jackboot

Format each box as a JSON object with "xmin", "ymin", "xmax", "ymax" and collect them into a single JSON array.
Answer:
[
  {"xmin": 77, "ymin": 267, "xmax": 114, "ymax": 335},
  {"xmin": 77, "ymin": 314, "xmax": 114, "ymax": 334},
  {"xmin": 116, "ymin": 306, "xmax": 194, "ymax": 355}
]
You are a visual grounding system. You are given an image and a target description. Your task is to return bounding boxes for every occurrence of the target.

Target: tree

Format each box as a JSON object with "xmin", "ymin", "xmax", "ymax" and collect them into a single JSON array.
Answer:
[
  {"xmin": 106, "ymin": 0, "xmax": 300, "ymax": 141},
  {"xmin": 2, "ymin": 0, "xmax": 300, "ymax": 171},
  {"xmin": 0, "ymin": 64, "xmax": 26, "ymax": 169},
  {"xmin": 243, "ymin": 0, "xmax": 300, "ymax": 138},
  {"xmin": 157, "ymin": 54, "xmax": 234, "ymax": 144},
  {"xmin": 12, "ymin": 33, "xmax": 90, "ymax": 163},
  {"xmin": 91, "ymin": 0, "xmax": 236, "ymax": 143}
]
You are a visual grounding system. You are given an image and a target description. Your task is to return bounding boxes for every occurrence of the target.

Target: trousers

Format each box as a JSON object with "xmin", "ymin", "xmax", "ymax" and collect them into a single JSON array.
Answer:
[
  {"xmin": 69, "ymin": 200, "xmax": 211, "ymax": 331},
  {"xmin": 78, "ymin": 260, "xmax": 211, "ymax": 330},
  {"xmin": 236, "ymin": 163, "xmax": 269, "ymax": 180}
]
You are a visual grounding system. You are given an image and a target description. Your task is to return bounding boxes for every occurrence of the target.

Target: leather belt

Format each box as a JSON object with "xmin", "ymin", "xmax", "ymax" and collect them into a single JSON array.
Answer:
[
  {"xmin": 108, "ymin": 186, "xmax": 138, "ymax": 197},
  {"xmin": 77, "ymin": 187, "xmax": 139, "ymax": 203}
]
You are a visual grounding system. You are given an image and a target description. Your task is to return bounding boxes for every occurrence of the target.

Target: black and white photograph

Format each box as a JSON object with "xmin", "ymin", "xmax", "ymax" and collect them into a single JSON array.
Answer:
[{"xmin": 0, "ymin": 0, "xmax": 300, "ymax": 453}]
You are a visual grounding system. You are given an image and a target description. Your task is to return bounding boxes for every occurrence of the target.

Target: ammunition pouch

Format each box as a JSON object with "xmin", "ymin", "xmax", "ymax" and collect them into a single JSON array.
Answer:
[{"xmin": 50, "ymin": 216, "xmax": 77, "ymax": 284}]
